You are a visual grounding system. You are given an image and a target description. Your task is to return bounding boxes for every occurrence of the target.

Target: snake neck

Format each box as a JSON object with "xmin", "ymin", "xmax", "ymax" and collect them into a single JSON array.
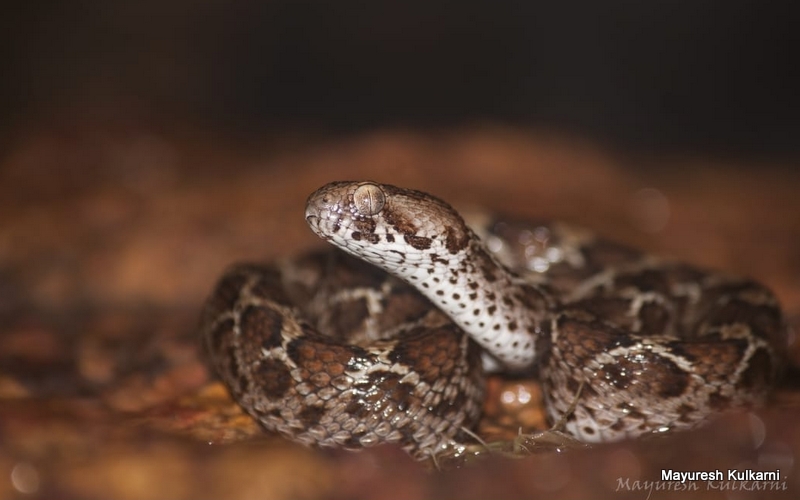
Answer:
[
  {"xmin": 409, "ymin": 235, "xmax": 550, "ymax": 370},
  {"xmin": 305, "ymin": 180, "xmax": 550, "ymax": 370}
]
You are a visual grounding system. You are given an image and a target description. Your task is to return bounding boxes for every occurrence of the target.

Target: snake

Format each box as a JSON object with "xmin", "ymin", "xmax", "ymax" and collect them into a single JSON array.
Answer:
[{"xmin": 201, "ymin": 180, "xmax": 787, "ymax": 459}]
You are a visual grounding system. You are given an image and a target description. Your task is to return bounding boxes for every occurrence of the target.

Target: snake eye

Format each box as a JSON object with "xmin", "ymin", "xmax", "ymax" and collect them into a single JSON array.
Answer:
[{"xmin": 353, "ymin": 183, "xmax": 386, "ymax": 216}]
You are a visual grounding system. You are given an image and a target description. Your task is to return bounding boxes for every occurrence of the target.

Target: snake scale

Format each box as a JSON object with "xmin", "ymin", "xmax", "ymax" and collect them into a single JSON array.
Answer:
[{"xmin": 201, "ymin": 181, "xmax": 787, "ymax": 459}]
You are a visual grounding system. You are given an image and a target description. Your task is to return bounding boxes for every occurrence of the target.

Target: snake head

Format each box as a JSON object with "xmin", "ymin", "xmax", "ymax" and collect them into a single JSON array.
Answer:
[
  {"xmin": 305, "ymin": 180, "xmax": 471, "ymax": 264},
  {"xmin": 306, "ymin": 180, "xmax": 543, "ymax": 371}
]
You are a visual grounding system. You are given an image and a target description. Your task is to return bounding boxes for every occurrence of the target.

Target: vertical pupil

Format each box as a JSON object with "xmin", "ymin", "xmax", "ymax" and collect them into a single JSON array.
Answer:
[{"xmin": 364, "ymin": 191, "xmax": 373, "ymax": 211}]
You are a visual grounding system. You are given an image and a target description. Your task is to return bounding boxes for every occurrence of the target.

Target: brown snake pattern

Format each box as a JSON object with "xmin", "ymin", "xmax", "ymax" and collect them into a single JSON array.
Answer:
[{"xmin": 201, "ymin": 181, "xmax": 787, "ymax": 459}]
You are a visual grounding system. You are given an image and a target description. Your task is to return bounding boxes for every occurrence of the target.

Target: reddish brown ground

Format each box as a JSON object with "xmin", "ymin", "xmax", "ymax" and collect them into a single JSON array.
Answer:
[{"xmin": 1, "ymin": 116, "xmax": 798, "ymax": 499}]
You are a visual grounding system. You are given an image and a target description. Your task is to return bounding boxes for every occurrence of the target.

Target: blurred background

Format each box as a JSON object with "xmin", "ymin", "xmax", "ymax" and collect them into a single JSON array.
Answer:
[
  {"xmin": 1, "ymin": 3, "xmax": 799, "ymax": 499},
  {"xmin": 2, "ymin": 0, "xmax": 798, "ymax": 154}
]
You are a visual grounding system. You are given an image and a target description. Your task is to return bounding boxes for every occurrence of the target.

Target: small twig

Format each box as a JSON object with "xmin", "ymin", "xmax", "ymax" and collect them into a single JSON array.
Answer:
[
  {"xmin": 460, "ymin": 426, "xmax": 491, "ymax": 450},
  {"xmin": 551, "ymin": 379, "xmax": 585, "ymax": 432}
]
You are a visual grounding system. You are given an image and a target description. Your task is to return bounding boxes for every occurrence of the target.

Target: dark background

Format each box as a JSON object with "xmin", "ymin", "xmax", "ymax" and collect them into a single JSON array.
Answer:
[{"xmin": 2, "ymin": 0, "xmax": 798, "ymax": 154}]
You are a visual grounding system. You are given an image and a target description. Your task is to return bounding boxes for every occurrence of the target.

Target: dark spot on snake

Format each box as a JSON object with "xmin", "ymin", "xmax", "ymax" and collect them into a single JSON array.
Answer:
[
  {"xmin": 512, "ymin": 341, "xmax": 518, "ymax": 347},
  {"xmin": 570, "ymin": 296, "xmax": 631, "ymax": 324},
  {"xmin": 427, "ymin": 268, "xmax": 435, "ymax": 274},
  {"xmin": 601, "ymin": 363, "xmax": 631, "ymax": 390},
  {"xmin": 566, "ymin": 377, "xmax": 579, "ymax": 394},
  {"xmin": 240, "ymin": 305, "xmax": 285, "ymax": 350},
  {"xmin": 626, "ymin": 407, "xmax": 645, "ymax": 420},
  {"xmin": 610, "ymin": 420, "xmax": 625, "ymax": 431},
  {"xmin": 254, "ymin": 358, "xmax": 293, "ymax": 398},
  {"xmin": 581, "ymin": 382, "xmax": 599, "ymax": 398},
  {"xmin": 355, "ymin": 218, "xmax": 377, "ymax": 234},
  {"xmin": 266, "ymin": 408, "xmax": 282, "ymax": 418},
  {"xmin": 651, "ymin": 356, "xmax": 691, "ymax": 398},
  {"xmin": 430, "ymin": 253, "xmax": 448, "ymax": 265},
  {"xmin": 383, "ymin": 206, "xmax": 418, "ymax": 238},
  {"xmin": 344, "ymin": 397, "xmax": 369, "ymax": 419},
  {"xmin": 422, "ymin": 283, "xmax": 429, "ymax": 288},
  {"xmin": 371, "ymin": 372, "xmax": 417, "ymax": 413},
  {"xmin": 469, "ymin": 292, "xmax": 478, "ymax": 300},
  {"xmin": 502, "ymin": 295, "xmax": 513, "ymax": 306},
  {"xmin": 386, "ymin": 234, "xmax": 395, "ymax": 242},
  {"xmin": 515, "ymin": 284, "xmax": 548, "ymax": 313},
  {"xmin": 583, "ymin": 426, "xmax": 595, "ymax": 435},
  {"xmin": 208, "ymin": 271, "xmax": 249, "ymax": 314},
  {"xmin": 326, "ymin": 298, "xmax": 370, "ymax": 339},
  {"xmin": 404, "ymin": 234, "xmax": 432, "ymax": 250},
  {"xmin": 459, "ymin": 303, "xmax": 466, "ymax": 308},
  {"xmin": 486, "ymin": 292, "xmax": 496, "ymax": 301},
  {"xmin": 298, "ymin": 405, "xmax": 326, "ymax": 426},
  {"xmin": 249, "ymin": 267, "xmax": 290, "ymax": 302},
  {"xmin": 468, "ymin": 282, "xmax": 479, "ymax": 290},
  {"xmin": 452, "ymin": 293, "xmax": 460, "ymax": 300},
  {"xmin": 479, "ymin": 322, "xmax": 485, "ymax": 327},
  {"xmin": 449, "ymin": 277, "xmax": 458, "ymax": 284},
  {"xmin": 344, "ymin": 347, "xmax": 374, "ymax": 373},
  {"xmin": 445, "ymin": 226, "xmax": 469, "ymax": 254},
  {"xmin": 508, "ymin": 321, "xmax": 518, "ymax": 332},
  {"xmin": 493, "ymin": 324, "xmax": 500, "ymax": 330},
  {"xmin": 707, "ymin": 299, "xmax": 783, "ymax": 341},
  {"xmin": 436, "ymin": 290, "xmax": 444, "ymax": 296},
  {"xmin": 433, "ymin": 277, "xmax": 440, "ymax": 283},
  {"xmin": 487, "ymin": 305, "xmax": 496, "ymax": 314},
  {"xmin": 351, "ymin": 231, "xmax": 362, "ymax": 240},
  {"xmin": 637, "ymin": 302, "xmax": 670, "ymax": 335}
]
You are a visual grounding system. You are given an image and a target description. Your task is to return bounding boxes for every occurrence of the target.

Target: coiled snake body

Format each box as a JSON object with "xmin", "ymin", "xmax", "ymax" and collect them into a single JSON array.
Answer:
[{"xmin": 202, "ymin": 181, "xmax": 786, "ymax": 459}]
